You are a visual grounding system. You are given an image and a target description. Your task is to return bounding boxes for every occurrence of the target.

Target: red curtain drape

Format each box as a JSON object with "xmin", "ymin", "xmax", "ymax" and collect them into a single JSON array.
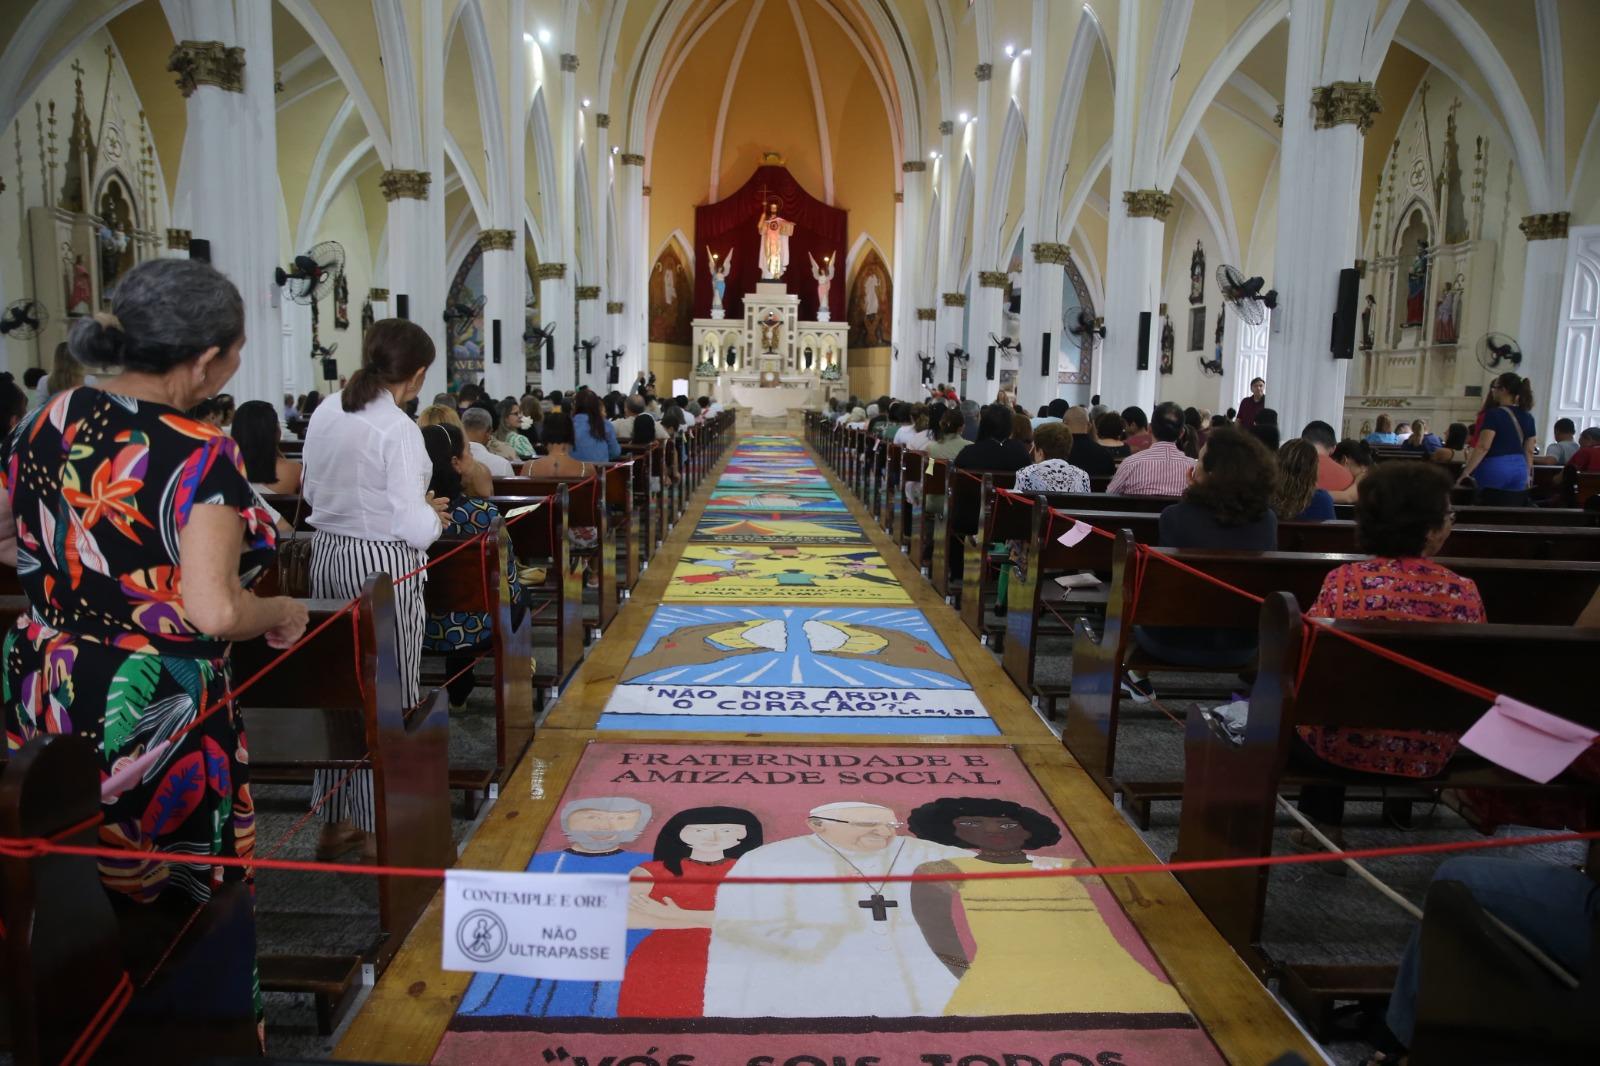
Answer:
[{"xmin": 693, "ymin": 165, "xmax": 848, "ymax": 323}]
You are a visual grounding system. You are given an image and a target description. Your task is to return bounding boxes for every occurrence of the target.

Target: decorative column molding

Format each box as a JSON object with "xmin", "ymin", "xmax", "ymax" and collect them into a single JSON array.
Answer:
[
  {"xmin": 1273, "ymin": 104, "xmax": 1284, "ymax": 128},
  {"xmin": 915, "ymin": 308, "xmax": 937, "ymax": 321},
  {"xmin": 941, "ymin": 292, "xmax": 967, "ymax": 308},
  {"xmin": 1031, "ymin": 242, "xmax": 1071, "ymax": 265},
  {"xmin": 535, "ymin": 262, "xmax": 567, "ymax": 281},
  {"xmin": 165, "ymin": 227, "xmax": 191, "ymax": 250},
  {"xmin": 478, "ymin": 228, "xmax": 515, "ymax": 251},
  {"xmin": 977, "ymin": 270, "xmax": 1010, "ymax": 289},
  {"xmin": 1310, "ymin": 80, "xmax": 1382, "ymax": 134},
  {"xmin": 379, "ymin": 169, "xmax": 431, "ymax": 201},
  {"xmin": 893, "ymin": 192, "xmax": 903, "ymax": 204},
  {"xmin": 619, "ymin": 153, "xmax": 645, "ymax": 166},
  {"xmin": 974, "ymin": 63, "xmax": 992, "ymax": 82},
  {"xmin": 902, "ymin": 161, "xmax": 927, "ymax": 173},
  {"xmin": 368, "ymin": 287, "xmax": 390, "ymax": 301},
  {"xmin": 1519, "ymin": 212, "xmax": 1570, "ymax": 240},
  {"xmin": 938, "ymin": 120, "xmax": 954, "ymax": 136},
  {"xmin": 1122, "ymin": 189, "xmax": 1174, "ymax": 220},
  {"xmin": 606, "ymin": 301, "xmax": 624, "ymax": 314},
  {"xmin": 575, "ymin": 285, "xmax": 601, "ymax": 300},
  {"xmin": 595, "ymin": 113, "xmax": 609, "ymax": 129},
  {"xmin": 559, "ymin": 54, "xmax": 579, "ymax": 73},
  {"xmin": 167, "ymin": 41, "xmax": 245, "ymax": 97}
]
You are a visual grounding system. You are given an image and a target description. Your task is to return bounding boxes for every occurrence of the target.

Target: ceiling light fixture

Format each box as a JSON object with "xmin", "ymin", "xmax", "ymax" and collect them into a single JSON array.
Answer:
[
  {"xmin": 612, "ymin": 146, "xmax": 620, "ymax": 155},
  {"xmin": 522, "ymin": 32, "xmax": 533, "ymax": 43},
  {"xmin": 1021, "ymin": 48, "xmax": 1032, "ymax": 56},
  {"xmin": 957, "ymin": 111, "xmax": 969, "ymax": 123},
  {"xmin": 1004, "ymin": 44, "xmax": 1015, "ymax": 58},
  {"xmin": 928, "ymin": 150, "xmax": 939, "ymax": 159},
  {"xmin": 581, "ymin": 98, "xmax": 591, "ymax": 108},
  {"xmin": 538, "ymin": 28, "xmax": 552, "ymax": 44}
]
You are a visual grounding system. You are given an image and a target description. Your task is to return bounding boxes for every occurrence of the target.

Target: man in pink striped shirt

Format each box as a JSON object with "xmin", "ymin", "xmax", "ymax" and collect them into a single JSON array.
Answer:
[{"xmin": 1105, "ymin": 402, "xmax": 1196, "ymax": 495}]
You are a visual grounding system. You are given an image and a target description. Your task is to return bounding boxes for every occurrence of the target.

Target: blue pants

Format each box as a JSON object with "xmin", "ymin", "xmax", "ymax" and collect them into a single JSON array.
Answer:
[{"xmin": 1387, "ymin": 857, "xmax": 1599, "ymax": 1046}]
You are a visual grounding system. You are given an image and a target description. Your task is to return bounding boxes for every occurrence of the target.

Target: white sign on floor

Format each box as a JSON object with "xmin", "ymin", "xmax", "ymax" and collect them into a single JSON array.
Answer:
[{"xmin": 441, "ymin": 869, "xmax": 629, "ymax": 980}]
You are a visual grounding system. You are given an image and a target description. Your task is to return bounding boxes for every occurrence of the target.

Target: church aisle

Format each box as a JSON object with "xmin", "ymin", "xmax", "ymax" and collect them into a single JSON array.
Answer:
[{"xmin": 339, "ymin": 433, "xmax": 1319, "ymax": 1066}]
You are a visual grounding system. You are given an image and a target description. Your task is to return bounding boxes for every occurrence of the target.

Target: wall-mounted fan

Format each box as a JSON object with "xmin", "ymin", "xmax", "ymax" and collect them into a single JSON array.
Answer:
[
  {"xmin": 917, "ymin": 351, "xmax": 936, "ymax": 385},
  {"xmin": 444, "ymin": 297, "xmax": 485, "ymax": 346},
  {"xmin": 989, "ymin": 332, "xmax": 1021, "ymax": 357},
  {"xmin": 1198, "ymin": 353, "xmax": 1224, "ymax": 377},
  {"xmin": 577, "ymin": 335, "xmax": 600, "ymax": 376},
  {"xmin": 0, "ymin": 299, "xmax": 48, "ymax": 340},
  {"xmin": 275, "ymin": 241, "xmax": 345, "ymax": 304},
  {"xmin": 1062, "ymin": 305, "xmax": 1104, "ymax": 355},
  {"xmin": 605, "ymin": 345, "xmax": 625, "ymax": 385},
  {"xmin": 1476, "ymin": 332, "xmax": 1523, "ymax": 372},
  {"xmin": 1216, "ymin": 264, "xmax": 1277, "ymax": 326},
  {"xmin": 945, "ymin": 343, "xmax": 970, "ymax": 382},
  {"xmin": 525, "ymin": 321, "xmax": 557, "ymax": 370}
]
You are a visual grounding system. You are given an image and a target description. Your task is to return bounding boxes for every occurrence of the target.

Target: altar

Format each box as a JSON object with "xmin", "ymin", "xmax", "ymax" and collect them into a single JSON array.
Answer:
[{"xmin": 691, "ymin": 284, "xmax": 848, "ymax": 413}]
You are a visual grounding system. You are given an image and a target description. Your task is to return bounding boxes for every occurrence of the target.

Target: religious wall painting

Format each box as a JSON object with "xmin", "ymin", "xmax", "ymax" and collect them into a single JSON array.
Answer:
[
  {"xmin": 1187, "ymin": 306, "xmax": 1206, "ymax": 353},
  {"xmin": 665, "ymin": 545, "xmax": 911, "ymax": 603},
  {"xmin": 333, "ymin": 270, "xmax": 350, "ymax": 331},
  {"xmin": 1433, "ymin": 274, "xmax": 1463, "ymax": 345},
  {"xmin": 1189, "ymin": 240, "xmax": 1205, "ymax": 305},
  {"xmin": 1361, "ymin": 294, "xmax": 1376, "ymax": 350},
  {"xmin": 446, "ymin": 244, "xmax": 487, "ymax": 386},
  {"xmin": 93, "ymin": 172, "xmax": 138, "ymax": 304},
  {"xmin": 847, "ymin": 247, "xmax": 892, "ymax": 349},
  {"xmin": 435, "ymin": 741, "xmax": 1223, "ymax": 1065},
  {"xmin": 598, "ymin": 607, "xmax": 995, "ymax": 734},
  {"xmin": 1159, "ymin": 312, "xmax": 1175, "ymax": 375},
  {"xmin": 649, "ymin": 243, "xmax": 693, "ymax": 345}
]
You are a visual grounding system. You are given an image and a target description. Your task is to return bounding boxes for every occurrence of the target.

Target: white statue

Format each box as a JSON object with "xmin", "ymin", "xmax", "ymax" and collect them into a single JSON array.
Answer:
[
  {"xmin": 862, "ymin": 271, "xmax": 881, "ymax": 318},
  {"xmin": 757, "ymin": 202, "xmax": 795, "ymax": 280},
  {"xmin": 709, "ymin": 246, "xmax": 734, "ymax": 319},
  {"xmin": 654, "ymin": 260, "xmax": 677, "ymax": 306},
  {"xmin": 809, "ymin": 251, "xmax": 835, "ymax": 321}
]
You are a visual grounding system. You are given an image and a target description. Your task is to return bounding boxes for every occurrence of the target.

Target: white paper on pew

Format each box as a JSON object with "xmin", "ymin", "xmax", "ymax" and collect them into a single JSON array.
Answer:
[
  {"xmin": 1056, "ymin": 520, "xmax": 1093, "ymax": 548},
  {"xmin": 504, "ymin": 501, "xmax": 545, "ymax": 521},
  {"xmin": 441, "ymin": 869, "xmax": 628, "ymax": 980},
  {"xmin": 1054, "ymin": 572, "xmax": 1101, "ymax": 589},
  {"xmin": 1459, "ymin": 695, "xmax": 1598, "ymax": 784},
  {"xmin": 101, "ymin": 739, "xmax": 171, "ymax": 801}
]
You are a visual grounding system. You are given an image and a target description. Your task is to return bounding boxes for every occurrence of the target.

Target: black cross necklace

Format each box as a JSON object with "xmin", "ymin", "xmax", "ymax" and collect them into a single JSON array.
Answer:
[{"xmin": 817, "ymin": 838, "xmax": 908, "ymax": 922}]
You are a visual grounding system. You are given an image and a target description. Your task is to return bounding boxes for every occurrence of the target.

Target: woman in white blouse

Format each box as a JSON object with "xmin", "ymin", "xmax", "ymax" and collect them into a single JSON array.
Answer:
[
  {"xmin": 1014, "ymin": 421, "xmax": 1092, "ymax": 494},
  {"xmin": 302, "ymin": 319, "xmax": 446, "ymax": 860}
]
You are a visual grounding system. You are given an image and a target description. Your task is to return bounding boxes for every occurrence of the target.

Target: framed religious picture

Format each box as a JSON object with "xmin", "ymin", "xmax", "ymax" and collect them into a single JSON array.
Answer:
[
  {"xmin": 1188, "ymin": 306, "xmax": 1206, "ymax": 351},
  {"xmin": 1159, "ymin": 314, "xmax": 1175, "ymax": 375},
  {"xmin": 1189, "ymin": 240, "xmax": 1205, "ymax": 304}
]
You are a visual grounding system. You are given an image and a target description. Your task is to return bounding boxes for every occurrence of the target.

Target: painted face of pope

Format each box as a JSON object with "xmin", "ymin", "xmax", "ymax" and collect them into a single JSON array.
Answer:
[
  {"xmin": 565, "ymin": 807, "xmax": 646, "ymax": 852},
  {"xmin": 807, "ymin": 803, "xmax": 902, "ymax": 853}
]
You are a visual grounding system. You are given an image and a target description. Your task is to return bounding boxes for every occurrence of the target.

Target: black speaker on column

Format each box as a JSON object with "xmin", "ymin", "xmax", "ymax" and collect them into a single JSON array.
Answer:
[
  {"xmin": 545, "ymin": 333, "xmax": 555, "ymax": 370},
  {"xmin": 395, "ymin": 294, "xmax": 409, "ymax": 320},
  {"xmin": 492, "ymin": 319, "xmax": 503, "ymax": 364},
  {"xmin": 320, "ymin": 357, "xmax": 338, "ymax": 382},
  {"xmin": 1040, "ymin": 332, "xmax": 1052, "ymax": 377},
  {"xmin": 986, "ymin": 345, "xmax": 996, "ymax": 380},
  {"xmin": 1136, "ymin": 312, "xmax": 1151, "ymax": 371},
  {"xmin": 188, "ymin": 238, "xmax": 211, "ymax": 262},
  {"xmin": 1331, "ymin": 267, "xmax": 1359, "ymax": 359}
]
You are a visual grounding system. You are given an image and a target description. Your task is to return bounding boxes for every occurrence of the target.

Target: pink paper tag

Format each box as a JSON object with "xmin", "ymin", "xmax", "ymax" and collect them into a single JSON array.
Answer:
[
  {"xmin": 1056, "ymin": 520, "xmax": 1093, "ymax": 548},
  {"xmin": 101, "ymin": 740, "xmax": 171, "ymax": 802},
  {"xmin": 1459, "ymin": 695, "xmax": 1598, "ymax": 784}
]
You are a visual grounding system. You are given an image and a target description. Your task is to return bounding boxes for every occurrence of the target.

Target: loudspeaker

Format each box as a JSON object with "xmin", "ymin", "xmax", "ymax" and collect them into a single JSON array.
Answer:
[
  {"xmin": 1331, "ymin": 267, "xmax": 1359, "ymax": 359},
  {"xmin": 395, "ymin": 294, "xmax": 409, "ymax": 319},
  {"xmin": 188, "ymin": 238, "xmax": 211, "ymax": 262},
  {"xmin": 608, "ymin": 362, "xmax": 620, "ymax": 386},
  {"xmin": 1040, "ymin": 332, "xmax": 1052, "ymax": 377},
  {"xmin": 1136, "ymin": 312, "xmax": 1151, "ymax": 371},
  {"xmin": 986, "ymin": 345, "xmax": 996, "ymax": 380},
  {"xmin": 948, "ymin": 354, "xmax": 957, "ymax": 381},
  {"xmin": 544, "ymin": 334, "xmax": 555, "ymax": 370},
  {"xmin": 320, "ymin": 357, "xmax": 338, "ymax": 382},
  {"xmin": 492, "ymin": 319, "xmax": 502, "ymax": 364}
]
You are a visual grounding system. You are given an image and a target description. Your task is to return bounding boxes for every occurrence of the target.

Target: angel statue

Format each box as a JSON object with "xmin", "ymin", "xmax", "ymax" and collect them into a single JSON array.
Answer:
[
  {"xmin": 709, "ymin": 246, "xmax": 734, "ymax": 319},
  {"xmin": 809, "ymin": 251, "xmax": 836, "ymax": 321}
]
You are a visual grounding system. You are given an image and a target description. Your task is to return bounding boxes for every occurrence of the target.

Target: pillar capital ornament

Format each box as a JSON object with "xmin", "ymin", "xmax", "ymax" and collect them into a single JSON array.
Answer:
[
  {"xmin": 165, "ymin": 228, "xmax": 191, "ymax": 251},
  {"xmin": 606, "ymin": 301, "xmax": 625, "ymax": 314},
  {"xmin": 576, "ymin": 285, "xmax": 601, "ymax": 300},
  {"xmin": 1519, "ymin": 212, "xmax": 1570, "ymax": 241},
  {"xmin": 1031, "ymin": 241, "xmax": 1072, "ymax": 265},
  {"xmin": 379, "ymin": 169, "xmax": 431, "ymax": 201},
  {"xmin": 559, "ymin": 54, "xmax": 579, "ymax": 73},
  {"xmin": 478, "ymin": 229, "xmax": 516, "ymax": 251},
  {"xmin": 942, "ymin": 292, "xmax": 967, "ymax": 308},
  {"xmin": 894, "ymin": 192, "xmax": 904, "ymax": 204},
  {"xmin": 1310, "ymin": 80, "xmax": 1382, "ymax": 134},
  {"xmin": 977, "ymin": 270, "xmax": 1010, "ymax": 289},
  {"xmin": 975, "ymin": 63, "xmax": 993, "ymax": 82},
  {"xmin": 167, "ymin": 41, "xmax": 245, "ymax": 98},
  {"xmin": 902, "ymin": 160, "xmax": 927, "ymax": 173},
  {"xmin": 1273, "ymin": 104, "xmax": 1284, "ymax": 128},
  {"xmin": 368, "ymin": 287, "xmax": 390, "ymax": 301},
  {"xmin": 642, "ymin": 185, "xmax": 652, "ymax": 196},
  {"xmin": 595, "ymin": 113, "xmax": 609, "ymax": 129},
  {"xmin": 620, "ymin": 152, "xmax": 645, "ymax": 166},
  {"xmin": 534, "ymin": 263, "xmax": 567, "ymax": 281},
  {"xmin": 1122, "ymin": 188, "xmax": 1174, "ymax": 221},
  {"xmin": 915, "ymin": 307, "xmax": 938, "ymax": 321},
  {"xmin": 938, "ymin": 120, "xmax": 954, "ymax": 136}
]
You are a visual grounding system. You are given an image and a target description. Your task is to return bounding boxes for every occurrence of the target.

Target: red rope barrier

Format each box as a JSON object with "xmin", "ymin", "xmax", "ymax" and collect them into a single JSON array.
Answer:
[{"xmin": 59, "ymin": 972, "xmax": 132, "ymax": 1066}]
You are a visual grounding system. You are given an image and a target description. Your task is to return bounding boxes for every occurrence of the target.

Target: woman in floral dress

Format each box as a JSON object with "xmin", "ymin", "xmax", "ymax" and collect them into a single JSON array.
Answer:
[{"xmin": 0, "ymin": 259, "xmax": 309, "ymax": 909}]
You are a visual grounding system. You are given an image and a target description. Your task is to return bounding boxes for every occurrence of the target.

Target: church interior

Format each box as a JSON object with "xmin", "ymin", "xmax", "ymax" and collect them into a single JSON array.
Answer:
[{"xmin": 1, "ymin": 1, "xmax": 1599, "ymax": 1065}]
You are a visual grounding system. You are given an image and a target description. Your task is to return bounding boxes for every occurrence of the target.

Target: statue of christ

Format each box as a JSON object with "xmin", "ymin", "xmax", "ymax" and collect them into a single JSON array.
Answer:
[{"xmin": 758, "ymin": 201, "xmax": 796, "ymax": 280}]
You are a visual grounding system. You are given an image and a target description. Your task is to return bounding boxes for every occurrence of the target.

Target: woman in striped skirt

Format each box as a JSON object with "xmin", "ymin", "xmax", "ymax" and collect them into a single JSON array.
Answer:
[{"xmin": 301, "ymin": 319, "xmax": 446, "ymax": 859}]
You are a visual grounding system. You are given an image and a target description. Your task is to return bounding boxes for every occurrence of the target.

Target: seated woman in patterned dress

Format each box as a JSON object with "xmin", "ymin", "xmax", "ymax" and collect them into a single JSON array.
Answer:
[
  {"xmin": 1295, "ymin": 461, "xmax": 1484, "ymax": 837},
  {"xmin": 0, "ymin": 260, "xmax": 309, "ymax": 995},
  {"xmin": 420, "ymin": 422, "xmax": 530, "ymax": 710}
]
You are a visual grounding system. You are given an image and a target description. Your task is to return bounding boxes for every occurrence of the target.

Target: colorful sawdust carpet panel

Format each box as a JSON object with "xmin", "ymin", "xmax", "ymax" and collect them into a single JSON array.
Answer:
[{"xmin": 433, "ymin": 740, "xmax": 1222, "ymax": 1065}]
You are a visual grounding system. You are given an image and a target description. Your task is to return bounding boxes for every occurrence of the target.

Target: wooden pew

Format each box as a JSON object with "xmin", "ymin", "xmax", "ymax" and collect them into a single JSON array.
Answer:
[
  {"xmin": 931, "ymin": 467, "xmax": 1016, "ymax": 603},
  {"xmin": 620, "ymin": 441, "xmax": 666, "ymax": 558},
  {"xmin": 878, "ymin": 442, "xmax": 903, "ymax": 533},
  {"xmin": 420, "ymin": 519, "xmax": 535, "ymax": 810},
  {"xmin": 1066, "ymin": 532, "xmax": 1600, "ymax": 814},
  {"xmin": 909, "ymin": 458, "xmax": 949, "ymax": 577},
  {"xmin": 488, "ymin": 487, "xmax": 584, "ymax": 691},
  {"xmin": 494, "ymin": 474, "xmax": 616, "ymax": 638},
  {"xmin": 599, "ymin": 459, "xmax": 641, "ymax": 596},
  {"xmin": 1173, "ymin": 590, "xmax": 1600, "ymax": 1029},
  {"xmin": 232, "ymin": 573, "xmax": 454, "ymax": 1023},
  {"xmin": 894, "ymin": 450, "xmax": 926, "ymax": 550}
]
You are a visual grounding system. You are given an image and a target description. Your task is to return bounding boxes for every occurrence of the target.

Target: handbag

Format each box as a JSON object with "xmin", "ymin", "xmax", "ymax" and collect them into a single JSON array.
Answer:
[{"xmin": 275, "ymin": 493, "xmax": 313, "ymax": 598}]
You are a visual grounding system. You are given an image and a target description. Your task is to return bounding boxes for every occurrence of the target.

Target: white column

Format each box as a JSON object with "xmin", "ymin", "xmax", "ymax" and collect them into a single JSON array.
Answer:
[
  {"xmin": 384, "ymin": 182, "xmax": 445, "ymax": 393},
  {"xmin": 1265, "ymin": 0, "xmax": 1374, "ymax": 438},
  {"xmin": 1014, "ymin": 0, "xmax": 1053, "ymax": 412},
  {"xmin": 966, "ymin": 63, "xmax": 1000, "ymax": 406},
  {"xmin": 543, "ymin": 51, "xmax": 580, "ymax": 395},
  {"xmin": 890, "ymin": 168, "xmax": 918, "ymax": 399},
  {"xmin": 1518, "ymin": 226, "xmax": 1568, "ymax": 422},
  {"xmin": 163, "ymin": 1, "xmax": 280, "ymax": 404},
  {"xmin": 617, "ymin": 159, "xmax": 646, "ymax": 387},
  {"xmin": 1099, "ymin": 210, "xmax": 1164, "ymax": 412},
  {"xmin": 479, "ymin": 234, "xmax": 522, "ymax": 397}
]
